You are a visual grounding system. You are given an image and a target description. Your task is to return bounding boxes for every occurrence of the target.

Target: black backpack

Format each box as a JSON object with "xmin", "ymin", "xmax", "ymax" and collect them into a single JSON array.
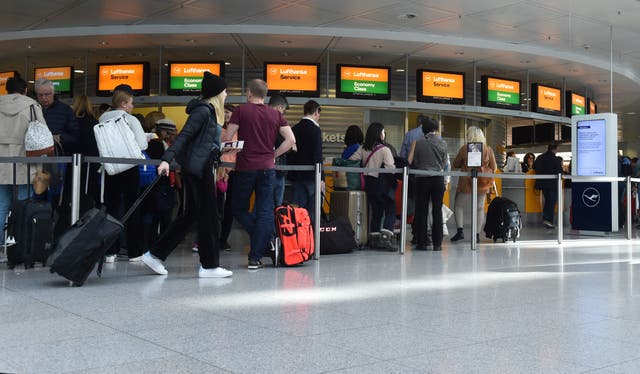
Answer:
[{"xmin": 484, "ymin": 197, "xmax": 522, "ymax": 243}]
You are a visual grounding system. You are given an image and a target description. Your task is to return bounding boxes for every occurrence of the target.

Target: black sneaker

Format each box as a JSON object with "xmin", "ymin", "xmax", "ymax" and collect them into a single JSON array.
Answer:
[
  {"xmin": 248, "ymin": 259, "xmax": 263, "ymax": 269},
  {"xmin": 220, "ymin": 242, "xmax": 231, "ymax": 251}
]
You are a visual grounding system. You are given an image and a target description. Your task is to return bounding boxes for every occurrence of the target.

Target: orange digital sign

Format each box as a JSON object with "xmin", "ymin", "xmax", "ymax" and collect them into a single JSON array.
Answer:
[
  {"xmin": 532, "ymin": 83, "xmax": 561, "ymax": 115},
  {"xmin": 168, "ymin": 62, "xmax": 224, "ymax": 95},
  {"xmin": 264, "ymin": 63, "xmax": 319, "ymax": 97},
  {"xmin": 589, "ymin": 99, "xmax": 597, "ymax": 114},
  {"xmin": 96, "ymin": 62, "xmax": 149, "ymax": 96},
  {"xmin": 0, "ymin": 71, "xmax": 16, "ymax": 95},
  {"xmin": 35, "ymin": 66, "xmax": 73, "ymax": 94},
  {"xmin": 487, "ymin": 77, "xmax": 520, "ymax": 94},
  {"xmin": 417, "ymin": 70, "xmax": 465, "ymax": 104}
]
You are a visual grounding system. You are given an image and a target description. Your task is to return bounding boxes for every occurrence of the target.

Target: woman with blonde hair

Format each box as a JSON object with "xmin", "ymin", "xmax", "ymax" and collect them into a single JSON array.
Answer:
[
  {"xmin": 71, "ymin": 94, "xmax": 100, "ymax": 204},
  {"xmin": 450, "ymin": 126, "xmax": 497, "ymax": 242}
]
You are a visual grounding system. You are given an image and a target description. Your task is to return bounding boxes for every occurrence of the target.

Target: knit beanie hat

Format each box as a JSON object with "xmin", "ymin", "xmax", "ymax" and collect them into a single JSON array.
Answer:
[
  {"xmin": 156, "ymin": 118, "xmax": 177, "ymax": 134},
  {"xmin": 201, "ymin": 71, "xmax": 227, "ymax": 99}
]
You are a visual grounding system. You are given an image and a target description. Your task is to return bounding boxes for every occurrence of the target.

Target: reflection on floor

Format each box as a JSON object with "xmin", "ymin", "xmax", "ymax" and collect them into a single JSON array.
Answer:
[{"xmin": 1, "ymin": 224, "xmax": 640, "ymax": 373}]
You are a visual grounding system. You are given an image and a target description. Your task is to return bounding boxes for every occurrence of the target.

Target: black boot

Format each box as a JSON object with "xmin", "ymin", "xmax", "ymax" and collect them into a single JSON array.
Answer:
[{"xmin": 450, "ymin": 228, "xmax": 464, "ymax": 242}]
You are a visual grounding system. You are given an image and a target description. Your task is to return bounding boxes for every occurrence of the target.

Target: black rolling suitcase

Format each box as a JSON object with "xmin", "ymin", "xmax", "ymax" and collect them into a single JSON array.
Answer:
[
  {"xmin": 48, "ymin": 174, "xmax": 162, "ymax": 286},
  {"xmin": 484, "ymin": 196, "xmax": 522, "ymax": 243},
  {"xmin": 4, "ymin": 164, "xmax": 53, "ymax": 269}
]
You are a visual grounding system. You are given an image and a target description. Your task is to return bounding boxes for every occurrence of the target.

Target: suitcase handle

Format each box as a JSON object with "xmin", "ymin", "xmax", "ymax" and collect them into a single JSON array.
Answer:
[{"xmin": 120, "ymin": 172, "xmax": 165, "ymax": 224}]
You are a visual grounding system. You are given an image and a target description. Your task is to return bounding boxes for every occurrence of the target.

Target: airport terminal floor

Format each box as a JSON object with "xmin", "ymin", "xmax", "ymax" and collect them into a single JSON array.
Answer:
[{"xmin": 2, "ymin": 223, "xmax": 640, "ymax": 373}]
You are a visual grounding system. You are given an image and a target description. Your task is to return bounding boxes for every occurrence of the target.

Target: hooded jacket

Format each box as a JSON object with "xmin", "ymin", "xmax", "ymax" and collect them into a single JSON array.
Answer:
[
  {"xmin": 0, "ymin": 94, "xmax": 44, "ymax": 184},
  {"xmin": 161, "ymin": 99, "xmax": 221, "ymax": 178}
]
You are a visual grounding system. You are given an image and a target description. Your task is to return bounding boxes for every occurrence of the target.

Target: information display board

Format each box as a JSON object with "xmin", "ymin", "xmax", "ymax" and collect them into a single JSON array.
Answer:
[
  {"xmin": 96, "ymin": 62, "xmax": 149, "ymax": 96},
  {"xmin": 588, "ymin": 98, "xmax": 597, "ymax": 114},
  {"xmin": 0, "ymin": 71, "xmax": 16, "ymax": 95},
  {"xmin": 417, "ymin": 69, "xmax": 465, "ymax": 104},
  {"xmin": 168, "ymin": 62, "xmax": 224, "ymax": 95},
  {"xmin": 481, "ymin": 76, "xmax": 521, "ymax": 110},
  {"xmin": 35, "ymin": 66, "xmax": 73, "ymax": 95},
  {"xmin": 336, "ymin": 65, "xmax": 389, "ymax": 100},
  {"xmin": 575, "ymin": 118, "xmax": 606, "ymax": 176},
  {"xmin": 264, "ymin": 62, "xmax": 319, "ymax": 97},
  {"xmin": 565, "ymin": 91, "xmax": 586, "ymax": 116},
  {"xmin": 531, "ymin": 83, "xmax": 561, "ymax": 115}
]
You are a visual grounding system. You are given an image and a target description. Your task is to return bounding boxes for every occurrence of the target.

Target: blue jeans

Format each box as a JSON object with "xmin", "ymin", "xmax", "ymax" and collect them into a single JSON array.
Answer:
[
  {"xmin": 292, "ymin": 178, "xmax": 316, "ymax": 225},
  {"xmin": 274, "ymin": 174, "xmax": 286, "ymax": 207},
  {"xmin": 0, "ymin": 185, "xmax": 30, "ymax": 245},
  {"xmin": 232, "ymin": 169, "xmax": 276, "ymax": 262},
  {"xmin": 541, "ymin": 187, "xmax": 558, "ymax": 223}
]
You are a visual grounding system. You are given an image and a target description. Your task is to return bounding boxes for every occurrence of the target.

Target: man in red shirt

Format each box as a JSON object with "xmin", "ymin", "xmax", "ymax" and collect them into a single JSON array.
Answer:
[{"xmin": 223, "ymin": 79, "xmax": 295, "ymax": 269}]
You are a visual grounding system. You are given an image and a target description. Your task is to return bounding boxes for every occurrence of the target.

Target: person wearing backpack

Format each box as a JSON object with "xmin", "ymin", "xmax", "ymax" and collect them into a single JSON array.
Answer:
[{"xmin": 450, "ymin": 126, "xmax": 497, "ymax": 242}]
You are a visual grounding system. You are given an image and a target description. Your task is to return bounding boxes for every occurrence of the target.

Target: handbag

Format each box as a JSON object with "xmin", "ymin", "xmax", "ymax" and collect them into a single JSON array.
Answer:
[
  {"xmin": 138, "ymin": 151, "xmax": 157, "ymax": 188},
  {"xmin": 25, "ymin": 105, "xmax": 55, "ymax": 157},
  {"xmin": 320, "ymin": 210, "xmax": 357, "ymax": 255},
  {"xmin": 331, "ymin": 158, "xmax": 362, "ymax": 190}
]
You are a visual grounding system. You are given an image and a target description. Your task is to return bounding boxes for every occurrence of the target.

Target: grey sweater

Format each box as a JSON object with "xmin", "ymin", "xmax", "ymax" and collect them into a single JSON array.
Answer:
[{"xmin": 412, "ymin": 133, "xmax": 448, "ymax": 173}]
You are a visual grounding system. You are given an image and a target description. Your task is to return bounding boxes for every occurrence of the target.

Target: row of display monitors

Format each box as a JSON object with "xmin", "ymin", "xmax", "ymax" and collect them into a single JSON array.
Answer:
[{"xmin": 0, "ymin": 63, "xmax": 596, "ymax": 115}]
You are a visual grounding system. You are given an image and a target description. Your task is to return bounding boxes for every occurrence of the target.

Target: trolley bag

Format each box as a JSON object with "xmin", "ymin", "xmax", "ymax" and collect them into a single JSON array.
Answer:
[
  {"xmin": 48, "ymin": 174, "xmax": 163, "ymax": 286},
  {"xmin": 5, "ymin": 164, "xmax": 53, "ymax": 269},
  {"xmin": 274, "ymin": 205, "xmax": 314, "ymax": 266},
  {"xmin": 93, "ymin": 114, "xmax": 144, "ymax": 176},
  {"xmin": 484, "ymin": 196, "xmax": 522, "ymax": 243},
  {"xmin": 320, "ymin": 212, "xmax": 357, "ymax": 255}
]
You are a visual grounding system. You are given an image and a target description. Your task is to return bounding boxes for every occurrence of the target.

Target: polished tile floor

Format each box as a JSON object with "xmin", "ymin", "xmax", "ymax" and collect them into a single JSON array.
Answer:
[{"xmin": 1, "ymin": 224, "xmax": 640, "ymax": 373}]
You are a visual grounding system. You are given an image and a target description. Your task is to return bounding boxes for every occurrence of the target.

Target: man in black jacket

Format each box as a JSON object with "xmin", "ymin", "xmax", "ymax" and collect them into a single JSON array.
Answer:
[
  {"xmin": 533, "ymin": 143, "xmax": 563, "ymax": 228},
  {"xmin": 34, "ymin": 78, "xmax": 79, "ymax": 153},
  {"xmin": 288, "ymin": 100, "xmax": 323, "ymax": 224}
]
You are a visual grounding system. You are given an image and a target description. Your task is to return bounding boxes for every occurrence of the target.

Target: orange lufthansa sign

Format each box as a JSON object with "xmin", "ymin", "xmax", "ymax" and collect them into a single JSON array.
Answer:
[
  {"xmin": 0, "ymin": 71, "xmax": 15, "ymax": 95},
  {"xmin": 170, "ymin": 63, "xmax": 221, "ymax": 78},
  {"xmin": 265, "ymin": 63, "xmax": 318, "ymax": 91},
  {"xmin": 572, "ymin": 93, "xmax": 585, "ymax": 107},
  {"xmin": 537, "ymin": 85, "xmax": 561, "ymax": 111},
  {"xmin": 422, "ymin": 71, "xmax": 464, "ymax": 99},
  {"xmin": 487, "ymin": 77, "xmax": 520, "ymax": 93},
  {"xmin": 35, "ymin": 66, "xmax": 72, "ymax": 80},
  {"xmin": 340, "ymin": 66, "xmax": 388, "ymax": 82},
  {"xmin": 98, "ymin": 63, "xmax": 145, "ymax": 91}
]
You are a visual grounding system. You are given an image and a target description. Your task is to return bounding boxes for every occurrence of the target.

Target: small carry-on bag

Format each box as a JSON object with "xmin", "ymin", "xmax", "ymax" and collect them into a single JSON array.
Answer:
[
  {"xmin": 5, "ymin": 164, "xmax": 53, "ymax": 269},
  {"xmin": 48, "ymin": 174, "xmax": 162, "ymax": 286},
  {"xmin": 274, "ymin": 205, "xmax": 314, "ymax": 266},
  {"xmin": 93, "ymin": 114, "xmax": 144, "ymax": 176},
  {"xmin": 484, "ymin": 196, "xmax": 522, "ymax": 243}
]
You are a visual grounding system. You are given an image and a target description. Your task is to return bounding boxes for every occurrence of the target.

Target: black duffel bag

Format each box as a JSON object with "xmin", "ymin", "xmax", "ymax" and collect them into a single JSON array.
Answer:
[{"xmin": 320, "ymin": 213, "xmax": 357, "ymax": 255}]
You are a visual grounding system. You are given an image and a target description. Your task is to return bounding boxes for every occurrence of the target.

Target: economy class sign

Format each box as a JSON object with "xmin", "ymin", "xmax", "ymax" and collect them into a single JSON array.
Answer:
[
  {"xmin": 487, "ymin": 77, "xmax": 520, "ymax": 104},
  {"xmin": 572, "ymin": 93, "xmax": 585, "ymax": 115},
  {"xmin": 170, "ymin": 63, "xmax": 221, "ymax": 90},
  {"xmin": 340, "ymin": 66, "xmax": 388, "ymax": 94},
  {"xmin": 35, "ymin": 67, "xmax": 72, "ymax": 92},
  {"xmin": 422, "ymin": 71, "xmax": 464, "ymax": 99},
  {"xmin": 98, "ymin": 63, "xmax": 145, "ymax": 91},
  {"xmin": 266, "ymin": 64, "xmax": 318, "ymax": 91}
]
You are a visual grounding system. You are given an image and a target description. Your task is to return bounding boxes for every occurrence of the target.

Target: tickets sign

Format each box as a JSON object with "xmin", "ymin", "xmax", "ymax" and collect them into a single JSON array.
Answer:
[
  {"xmin": 168, "ymin": 62, "xmax": 223, "ymax": 95},
  {"xmin": 96, "ymin": 62, "xmax": 148, "ymax": 96},
  {"xmin": 566, "ymin": 91, "xmax": 586, "ymax": 116},
  {"xmin": 531, "ymin": 83, "xmax": 561, "ymax": 115},
  {"xmin": 417, "ymin": 70, "xmax": 465, "ymax": 104},
  {"xmin": 482, "ymin": 76, "xmax": 521, "ymax": 110},
  {"xmin": 35, "ymin": 66, "xmax": 73, "ymax": 94},
  {"xmin": 264, "ymin": 63, "xmax": 319, "ymax": 97},
  {"xmin": 336, "ymin": 65, "xmax": 390, "ymax": 100},
  {"xmin": 0, "ymin": 71, "xmax": 16, "ymax": 95}
]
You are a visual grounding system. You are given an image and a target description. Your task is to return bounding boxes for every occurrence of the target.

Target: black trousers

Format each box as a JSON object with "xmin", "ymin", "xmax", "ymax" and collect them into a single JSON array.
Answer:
[
  {"xmin": 151, "ymin": 170, "xmax": 220, "ymax": 269},
  {"xmin": 414, "ymin": 176, "xmax": 445, "ymax": 247},
  {"xmin": 104, "ymin": 166, "xmax": 144, "ymax": 258}
]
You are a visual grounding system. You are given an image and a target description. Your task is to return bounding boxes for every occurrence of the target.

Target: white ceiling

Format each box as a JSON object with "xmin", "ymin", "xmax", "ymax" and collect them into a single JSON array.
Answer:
[{"xmin": 3, "ymin": 0, "xmax": 640, "ymax": 139}]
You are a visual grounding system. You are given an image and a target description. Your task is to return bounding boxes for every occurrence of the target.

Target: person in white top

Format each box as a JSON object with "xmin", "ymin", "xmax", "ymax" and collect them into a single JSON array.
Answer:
[{"xmin": 99, "ymin": 85, "xmax": 148, "ymax": 263}]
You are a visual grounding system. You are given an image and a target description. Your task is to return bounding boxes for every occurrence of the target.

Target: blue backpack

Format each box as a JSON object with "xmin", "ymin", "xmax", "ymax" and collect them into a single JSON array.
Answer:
[{"xmin": 139, "ymin": 151, "xmax": 157, "ymax": 187}]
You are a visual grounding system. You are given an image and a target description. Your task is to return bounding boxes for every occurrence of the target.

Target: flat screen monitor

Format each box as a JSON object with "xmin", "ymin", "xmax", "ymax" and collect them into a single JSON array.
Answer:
[
  {"xmin": 531, "ymin": 83, "xmax": 561, "ymax": 115},
  {"xmin": 565, "ymin": 91, "xmax": 586, "ymax": 117},
  {"xmin": 34, "ymin": 66, "xmax": 73, "ymax": 96},
  {"xmin": 96, "ymin": 62, "xmax": 149, "ymax": 96},
  {"xmin": 0, "ymin": 71, "xmax": 17, "ymax": 95},
  {"xmin": 336, "ymin": 64, "xmax": 390, "ymax": 100},
  {"xmin": 511, "ymin": 125, "xmax": 533, "ymax": 145},
  {"xmin": 481, "ymin": 75, "xmax": 521, "ymax": 110},
  {"xmin": 560, "ymin": 124, "xmax": 571, "ymax": 141},
  {"xmin": 576, "ymin": 118, "xmax": 606, "ymax": 176},
  {"xmin": 167, "ymin": 62, "xmax": 224, "ymax": 95},
  {"xmin": 588, "ymin": 98, "xmax": 597, "ymax": 114},
  {"xmin": 534, "ymin": 122, "xmax": 556, "ymax": 143},
  {"xmin": 417, "ymin": 69, "xmax": 465, "ymax": 104},
  {"xmin": 264, "ymin": 62, "xmax": 319, "ymax": 97}
]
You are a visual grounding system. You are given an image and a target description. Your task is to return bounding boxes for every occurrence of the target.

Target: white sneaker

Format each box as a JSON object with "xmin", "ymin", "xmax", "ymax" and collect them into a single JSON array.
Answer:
[
  {"xmin": 141, "ymin": 251, "xmax": 168, "ymax": 275},
  {"xmin": 129, "ymin": 255, "xmax": 143, "ymax": 262},
  {"xmin": 192, "ymin": 243, "xmax": 199, "ymax": 253},
  {"xmin": 104, "ymin": 255, "xmax": 116, "ymax": 263},
  {"xmin": 198, "ymin": 266, "xmax": 232, "ymax": 278}
]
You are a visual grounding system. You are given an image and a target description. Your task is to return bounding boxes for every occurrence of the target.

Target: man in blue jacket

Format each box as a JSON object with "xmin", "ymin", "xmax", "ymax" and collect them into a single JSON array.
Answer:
[
  {"xmin": 288, "ymin": 100, "xmax": 323, "ymax": 225},
  {"xmin": 34, "ymin": 78, "xmax": 79, "ymax": 153}
]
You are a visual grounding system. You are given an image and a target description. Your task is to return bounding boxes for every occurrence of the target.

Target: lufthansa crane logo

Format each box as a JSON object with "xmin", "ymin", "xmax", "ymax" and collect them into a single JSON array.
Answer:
[{"xmin": 581, "ymin": 187, "xmax": 600, "ymax": 208}]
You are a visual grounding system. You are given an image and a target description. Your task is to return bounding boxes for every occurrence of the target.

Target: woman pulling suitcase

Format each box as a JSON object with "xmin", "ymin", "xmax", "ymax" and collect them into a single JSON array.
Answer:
[{"xmin": 141, "ymin": 72, "xmax": 233, "ymax": 278}]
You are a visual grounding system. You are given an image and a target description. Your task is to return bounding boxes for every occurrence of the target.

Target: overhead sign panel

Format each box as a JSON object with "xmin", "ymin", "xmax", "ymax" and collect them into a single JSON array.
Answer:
[
  {"xmin": 417, "ymin": 69, "xmax": 465, "ymax": 104},
  {"xmin": 336, "ymin": 65, "xmax": 390, "ymax": 100},
  {"xmin": 35, "ymin": 66, "xmax": 73, "ymax": 95},
  {"xmin": 588, "ymin": 98, "xmax": 597, "ymax": 114},
  {"xmin": 96, "ymin": 62, "xmax": 149, "ymax": 96},
  {"xmin": 168, "ymin": 62, "xmax": 224, "ymax": 95},
  {"xmin": 531, "ymin": 83, "xmax": 561, "ymax": 115},
  {"xmin": 481, "ymin": 76, "xmax": 521, "ymax": 110},
  {"xmin": 0, "ymin": 71, "xmax": 16, "ymax": 95},
  {"xmin": 566, "ymin": 91, "xmax": 586, "ymax": 116},
  {"xmin": 264, "ymin": 62, "xmax": 319, "ymax": 97}
]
